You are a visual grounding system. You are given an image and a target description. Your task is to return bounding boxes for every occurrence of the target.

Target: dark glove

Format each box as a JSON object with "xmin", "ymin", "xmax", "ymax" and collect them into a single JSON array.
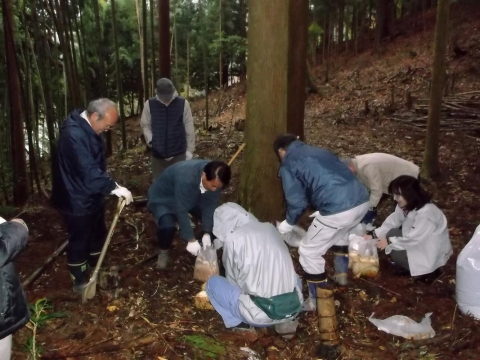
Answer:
[{"xmin": 362, "ymin": 208, "xmax": 377, "ymax": 225}]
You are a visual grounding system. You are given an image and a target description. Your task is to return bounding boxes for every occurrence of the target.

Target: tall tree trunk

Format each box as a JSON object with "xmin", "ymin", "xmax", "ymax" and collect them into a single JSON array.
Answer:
[
  {"xmin": 92, "ymin": 0, "xmax": 107, "ymax": 98},
  {"xmin": 31, "ymin": 0, "xmax": 56, "ymax": 169},
  {"xmin": 238, "ymin": 0, "xmax": 247, "ymax": 81},
  {"xmin": 338, "ymin": 0, "xmax": 345, "ymax": 51},
  {"xmin": 287, "ymin": 0, "xmax": 308, "ymax": 137},
  {"xmin": 78, "ymin": 0, "xmax": 90, "ymax": 101},
  {"xmin": 143, "ymin": 0, "xmax": 149, "ymax": 98},
  {"xmin": 92, "ymin": 0, "xmax": 112, "ymax": 156},
  {"xmin": 186, "ymin": 32, "xmax": 190, "ymax": 99},
  {"xmin": 239, "ymin": 0, "xmax": 308, "ymax": 221},
  {"xmin": 422, "ymin": 0, "xmax": 450, "ymax": 178},
  {"xmin": 158, "ymin": 0, "xmax": 171, "ymax": 78},
  {"xmin": 150, "ymin": 0, "xmax": 156, "ymax": 93},
  {"xmin": 199, "ymin": 0, "xmax": 209, "ymax": 129},
  {"xmin": 218, "ymin": 0, "xmax": 222, "ymax": 89},
  {"xmin": 173, "ymin": 2, "xmax": 179, "ymax": 88},
  {"xmin": 20, "ymin": 35, "xmax": 42, "ymax": 195},
  {"xmin": 65, "ymin": 0, "xmax": 81, "ymax": 99},
  {"xmin": 135, "ymin": 0, "xmax": 146, "ymax": 109},
  {"xmin": 111, "ymin": 0, "xmax": 127, "ymax": 151},
  {"xmin": 2, "ymin": 0, "xmax": 29, "ymax": 206}
]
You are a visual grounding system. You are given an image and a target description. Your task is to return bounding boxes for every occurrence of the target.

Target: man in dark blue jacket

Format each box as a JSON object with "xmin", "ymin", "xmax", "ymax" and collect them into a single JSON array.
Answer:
[
  {"xmin": 274, "ymin": 135, "xmax": 369, "ymax": 310},
  {"xmin": 0, "ymin": 217, "xmax": 29, "ymax": 359},
  {"xmin": 52, "ymin": 98, "xmax": 133, "ymax": 293},
  {"xmin": 147, "ymin": 160, "xmax": 231, "ymax": 269}
]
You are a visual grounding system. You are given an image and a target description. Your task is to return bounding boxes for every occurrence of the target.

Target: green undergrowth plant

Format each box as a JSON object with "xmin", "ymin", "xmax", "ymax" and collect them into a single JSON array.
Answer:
[{"xmin": 24, "ymin": 298, "xmax": 67, "ymax": 360}]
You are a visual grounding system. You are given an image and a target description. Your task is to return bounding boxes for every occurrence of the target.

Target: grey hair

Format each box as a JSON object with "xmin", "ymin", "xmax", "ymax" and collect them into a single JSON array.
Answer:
[{"xmin": 86, "ymin": 98, "xmax": 117, "ymax": 120}]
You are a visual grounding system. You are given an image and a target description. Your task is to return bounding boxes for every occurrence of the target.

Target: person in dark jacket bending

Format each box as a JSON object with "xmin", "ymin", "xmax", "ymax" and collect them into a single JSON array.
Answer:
[
  {"xmin": 0, "ymin": 216, "xmax": 29, "ymax": 360},
  {"xmin": 51, "ymin": 98, "xmax": 133, "ymax": 293},
  {"xmin": 274, "ymin": 135, "xmax": 370, "ymax": 310},
  {"xmin": 147, "ymin": 160, "xmax": 231, "ymax": 269},
  {"xmin": 141, "ymin": 78, "xmax": 195, "ymax": 180}
]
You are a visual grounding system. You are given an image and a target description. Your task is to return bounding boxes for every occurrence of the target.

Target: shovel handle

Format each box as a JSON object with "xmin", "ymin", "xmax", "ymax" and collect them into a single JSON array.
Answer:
[{"xmin": 90, "ymin": 199, "xmax": 125, "ymax": 280}]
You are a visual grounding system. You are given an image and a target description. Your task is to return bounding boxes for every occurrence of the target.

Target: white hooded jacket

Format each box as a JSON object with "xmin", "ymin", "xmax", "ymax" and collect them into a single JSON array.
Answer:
[
  {"xmin": 375, "ymin": 203, "xmax": 452, "ymax": 276},
  {"xmin": 213, "ymin": 203, "xmax": 303, "ymax": 326}
]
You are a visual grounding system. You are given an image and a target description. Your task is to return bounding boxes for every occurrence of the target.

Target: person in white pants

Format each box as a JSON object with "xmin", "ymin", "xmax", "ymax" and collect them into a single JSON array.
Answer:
[
  {"xmin": 0, "ymin": 217, "xmax": 30, "ymax": 360},
  {"xmin": 274, "ymin": 135, "xmax": 370, "ymax": 310}
]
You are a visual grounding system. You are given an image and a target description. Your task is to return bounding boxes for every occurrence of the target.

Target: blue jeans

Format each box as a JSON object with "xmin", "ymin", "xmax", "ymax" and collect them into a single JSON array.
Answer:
[{"xmin": 206, "ymin": 276, "xmax": 247, "ymax": 328}]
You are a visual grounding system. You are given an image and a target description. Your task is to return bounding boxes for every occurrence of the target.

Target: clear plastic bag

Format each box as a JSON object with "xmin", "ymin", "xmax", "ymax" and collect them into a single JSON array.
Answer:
[
  {"xmin": 276, "ymin": 222, "xmax": 306, "ymax": 248},
  {"xmin": 348, "ymin": 234, "xmax": 379, "ymax": 277},
  {"xmin": 193, "ymin": 247, "xmax": 219, "ymax": 282},
  {"xmin": 369, "ymin": 312, "xmax": 436, "ymax": 340}
]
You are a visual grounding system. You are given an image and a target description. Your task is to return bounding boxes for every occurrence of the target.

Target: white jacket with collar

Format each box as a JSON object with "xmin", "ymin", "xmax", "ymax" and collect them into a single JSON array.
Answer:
[
  {"xmin": 375, "ymin": 203, "xmax": 452, "ymax": 276},
  {"xmin": 352, "ymin": 153, "xmax": 419, "ymax": 208},
  {"xmin": 213, "ymin": 203, "xmax": 303, "ymax": 326}
]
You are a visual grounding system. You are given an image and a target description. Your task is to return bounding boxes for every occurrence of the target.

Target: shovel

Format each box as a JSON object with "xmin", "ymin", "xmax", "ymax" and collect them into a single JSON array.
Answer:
[{"xmin": 82, "ymin": 198, "xmax": 126, "ymax": 303}]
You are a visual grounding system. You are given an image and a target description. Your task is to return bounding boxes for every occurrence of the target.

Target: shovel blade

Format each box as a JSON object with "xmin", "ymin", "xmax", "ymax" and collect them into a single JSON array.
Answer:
[{"xmin": 81, "ymin": 278, "xmax": 97, "ymax": 303}]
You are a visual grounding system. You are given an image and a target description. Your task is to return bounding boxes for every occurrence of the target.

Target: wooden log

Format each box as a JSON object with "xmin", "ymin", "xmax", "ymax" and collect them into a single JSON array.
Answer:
[
  {"xmin": 316, "ymin": 288, "xmax": 339, "ymax": 346},
  {"xmin": 22, "ymin": 240, "xmax": 68, "ymax": 288}
]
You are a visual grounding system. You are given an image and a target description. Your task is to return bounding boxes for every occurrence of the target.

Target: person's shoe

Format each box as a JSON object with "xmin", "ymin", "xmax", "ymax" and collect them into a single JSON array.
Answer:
[
  {"xmin": 156, "ymin": 250, "xmax": 170, "ymax": 270},
  {"xmin": 332, "ymin": 245, "xmax": 349, "ymax": 286},
  {"xmin": 414, "ymin": 268, "xmax": 443, "ymax": 284},
  {"xmin": 389, "ymin": 261, "xmax": 411, "ymax": 277},
  {"xmin": 275, "ymin": 319, "xmax": 299, "ymax": 340},
  {"xmin": 232, "ymin": 322, "xmax": 255, "ymax": 332}
]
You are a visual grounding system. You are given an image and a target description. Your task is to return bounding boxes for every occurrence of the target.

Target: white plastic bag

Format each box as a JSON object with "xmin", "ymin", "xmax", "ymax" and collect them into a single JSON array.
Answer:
[
  {"xmin": 193, "ymin": 247, "xmax": 219, "ymax": 282},
  {"xmin": 276, "ymin": 222, "xmax": 306, "ymax": 248},
  {"xmin": 348, "ymin": 234, "xmax": 379, "ymax": 277},
  {"xmin": 369, "ymin": 312, "xmax": 435, "ymax": 340},
  {"xmin": 456, "ymin": 225, "xmax": 480, "ymax": 319}
]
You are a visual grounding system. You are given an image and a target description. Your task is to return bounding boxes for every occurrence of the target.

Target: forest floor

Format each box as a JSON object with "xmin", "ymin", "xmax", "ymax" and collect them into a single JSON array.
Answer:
[{"xmin": 7, "ymin": 3, "xmax": 480, "ymax": 360}]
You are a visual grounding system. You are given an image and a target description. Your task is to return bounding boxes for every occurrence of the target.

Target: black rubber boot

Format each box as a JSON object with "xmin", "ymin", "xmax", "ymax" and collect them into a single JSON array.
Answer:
[
  {"xmin": 331, "ymin": 245, "xmax": 349, "ymax": 286},
  {"xmin": 68, "ymin": 262, "xmax": 88, "ymax": 293},
  {"xmin": 157, "ymin": 227, "xmax": 176, "ymax": 252},
  {"xmin": 304, "ymin": 273, "xmax": 329, "ymax": 311}
]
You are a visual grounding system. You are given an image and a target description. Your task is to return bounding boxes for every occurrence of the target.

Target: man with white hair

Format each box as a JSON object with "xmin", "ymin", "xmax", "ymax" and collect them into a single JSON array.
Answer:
[
  {"xmin": 206, "ymin": 203, "xmax": 302, "ymax": 332},
  {"xmin": 52, "ymin": 98, "xmax": 133, "ymax": 293},
  {"xmin": 141, "ymin": 78, "xmax": 195, "ymax": 180}
]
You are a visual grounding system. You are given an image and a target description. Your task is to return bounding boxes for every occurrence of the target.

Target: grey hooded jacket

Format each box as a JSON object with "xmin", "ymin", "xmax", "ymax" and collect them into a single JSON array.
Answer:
[{"xmin": 213, "ymin": 203, "xmax": 303, "ymax": 325}]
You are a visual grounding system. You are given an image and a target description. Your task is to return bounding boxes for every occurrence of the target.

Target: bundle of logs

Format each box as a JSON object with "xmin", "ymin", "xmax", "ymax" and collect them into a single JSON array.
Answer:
[{"xmin": 390, "ymin": 91, "xmax": 480, "ymax": 135}]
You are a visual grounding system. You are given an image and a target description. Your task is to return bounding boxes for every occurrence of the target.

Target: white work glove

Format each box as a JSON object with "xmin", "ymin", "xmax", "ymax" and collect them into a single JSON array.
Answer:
[
  {"xmin": 0, "ymin": 217, "xmax": 6, "ymax": 225},
  {"xmin": 202, "ymin": 233, "xmax": 212, "ymax": 249},
  {"xmin": 186, "ymin": 240, "xmax": 201, "ymax": 256},
  {"xmin": 11, "ymin": 218, "xmax": 28, "ymax": 231},
  {"xmin": 111, "ymin": 184, "xmax": 133, "ymax": 205},
  {"xmin": 277, "ymin": 220, "xmax": 294, "ymax": 234},
  {"xmin": 186, "ymin": 150, "xmax": 193, "ymax": 160}
]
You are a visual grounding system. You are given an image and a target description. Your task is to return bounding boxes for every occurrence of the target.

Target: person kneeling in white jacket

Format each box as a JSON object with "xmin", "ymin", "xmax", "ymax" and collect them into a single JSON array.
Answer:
[
  {"xmin": 206, "ymin": 203, "xmax": 303, "ymax": 333},
  {"xmin": 365, "ymin": 176, "xmax": 452, "ymax": 283}
]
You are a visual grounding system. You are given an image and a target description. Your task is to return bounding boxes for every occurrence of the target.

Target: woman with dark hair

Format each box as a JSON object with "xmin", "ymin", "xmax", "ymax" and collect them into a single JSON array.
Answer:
[{"xmin": 365, "ymin": 176, "xmax": 452, "ymax": 281}]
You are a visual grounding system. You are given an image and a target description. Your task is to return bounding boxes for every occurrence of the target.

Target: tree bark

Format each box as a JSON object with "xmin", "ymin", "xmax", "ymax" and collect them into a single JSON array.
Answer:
[
  {"xmin": 111, "ymin": 0, "xmax": 127, "ymax": 151},
  {"xmin": 2, "ymin": 0, "xmax": 29, "ymax": 205},
  {"xmin": 422, "ymin": 0, "xmax": 450, "ymax": 178},
  {"xmin": 199, "ymin": 0, "xmax": 209, "ymax": 129},
  {"xmin": 338, "ymin": 0, "xmax": 345, "ymax": 51},
  {"xmin": 158, "ymin": 0, "xmax": 171, "ymax": 78},
  {"xmin": 239, "ymin": 0, "xmax": 308, "ymax": 222},
  {"xmin": 135, "ymin": 0, "xmax": 146, "ymax": 109},
  {"xmin": 150, "ymin": 0, "xmax": 156, "ymax": 93},
  {"xmin": 142, "ymin": 0, "xmax": 149, "ymax": 98}
]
